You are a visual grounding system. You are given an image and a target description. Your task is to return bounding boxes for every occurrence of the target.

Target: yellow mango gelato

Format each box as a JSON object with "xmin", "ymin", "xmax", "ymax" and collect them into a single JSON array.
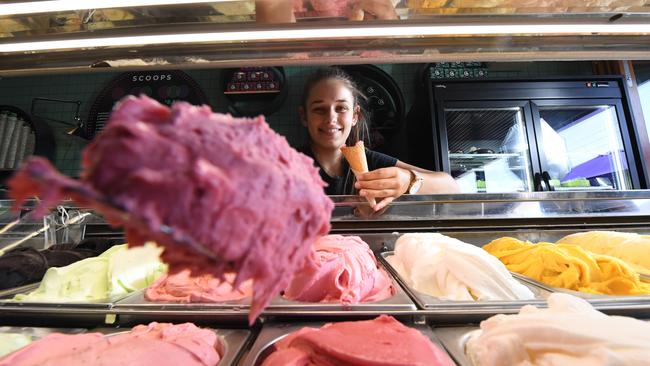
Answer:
[
  {"xmin": 483, "ymin": 237, "xmax": 650, "ymax": 296},
  {"xmin": 557, "ymin": 231, "xmax": 650, "ymax": 276}
]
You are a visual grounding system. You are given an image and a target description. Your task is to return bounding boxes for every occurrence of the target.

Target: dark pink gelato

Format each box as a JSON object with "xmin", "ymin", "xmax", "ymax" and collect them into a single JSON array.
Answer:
[{"xmin": 9, "ymin": 95, "xmax": 333, "ymax": 323}]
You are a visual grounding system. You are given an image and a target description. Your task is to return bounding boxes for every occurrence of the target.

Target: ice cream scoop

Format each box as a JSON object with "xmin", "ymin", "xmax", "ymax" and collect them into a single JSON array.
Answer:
[
  {"xmin": 386, "ymin": 233, "xmax": 534, "ymax": 301},
  {"xmin": 466, "ymin": 293, "xmax": 650, "ymax": 366},
  {"xmin": 261, "ymin": 315, "xmax": 454, "ymax": 366},
  {"xmin": 8, "ymin": 95, "xmax": 333, "ymax": 323},
  {"xmin": 484, "ymin": 237, "xmax": 650, "ymax": 296},
  {"xmin": 283, "ymin": 235, "xmax": 394, "ymax": 303}
]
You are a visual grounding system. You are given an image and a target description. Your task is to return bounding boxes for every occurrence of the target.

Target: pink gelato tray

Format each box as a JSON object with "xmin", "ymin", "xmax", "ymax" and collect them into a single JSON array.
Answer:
[
  {"xmin": 240, "ymin": 321, "xmax": 455, "ymax": 366},
  {"xmin": 263, "ymin": 260, "xmax": 416, "ymax": 314},
  {"xmin": 93, "ymin": 327, "xmax": 251, "ymax": 366},
  {"xmin": 114, "ymin": 289, "xmax": 251, "ymax": 310}
]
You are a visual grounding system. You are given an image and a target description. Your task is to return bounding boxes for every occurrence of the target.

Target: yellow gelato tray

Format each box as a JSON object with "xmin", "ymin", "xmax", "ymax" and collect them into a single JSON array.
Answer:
[
  {"xmin": 241, "ymin": 321, "xmax": 452, "ymax": 366},
  {"xmin": 510, "ymin": 272, "xmax": 650, "ymax": 300}
]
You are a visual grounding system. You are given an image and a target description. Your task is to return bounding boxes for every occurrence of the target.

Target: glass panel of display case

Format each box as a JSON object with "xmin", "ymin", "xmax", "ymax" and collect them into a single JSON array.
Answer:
[
  {"xmin": 444, "ymin": 106, "xmax": 534, "ymax": 193},
  {"xmin": 537, "ymin": 105, "xmax": 632, "ymax": 191}
]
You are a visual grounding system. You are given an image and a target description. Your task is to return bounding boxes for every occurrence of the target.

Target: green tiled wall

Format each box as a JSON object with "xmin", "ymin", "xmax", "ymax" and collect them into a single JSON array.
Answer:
[{"xmin": 0, "ymin": 61, "xmax": 594, "ymax": 176}]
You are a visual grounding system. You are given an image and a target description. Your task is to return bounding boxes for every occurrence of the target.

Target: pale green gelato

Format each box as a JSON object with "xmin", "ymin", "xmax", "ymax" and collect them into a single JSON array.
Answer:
[
  {"xmin": 13, "ymin": 243, "xmax": 167, "ymax": 302},
  {"xmin": 0, "ymin": 334, "xmax": 32, "ymax": 357}
]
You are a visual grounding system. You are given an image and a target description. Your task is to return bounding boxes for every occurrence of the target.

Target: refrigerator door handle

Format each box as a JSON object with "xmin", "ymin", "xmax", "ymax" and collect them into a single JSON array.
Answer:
[
  {"xmin": 534, "ymin": 172, "xmax": 544, "ymax": 191},
  {"xmin": 542, "ymin": 171, "xmax": 555, "ymax": 191}
]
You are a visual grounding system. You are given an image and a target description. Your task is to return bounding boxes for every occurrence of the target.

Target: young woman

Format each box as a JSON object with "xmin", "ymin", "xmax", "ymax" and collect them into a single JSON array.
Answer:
[{"xmin": 298, "ymin": 67, "xmax": 460, "ymax": 211}]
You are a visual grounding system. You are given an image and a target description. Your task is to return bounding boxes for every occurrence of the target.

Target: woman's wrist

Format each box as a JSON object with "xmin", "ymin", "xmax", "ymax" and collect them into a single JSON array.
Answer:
[{"xmin": 398, "ymin": 167, "xmax": 412, "ymax": 195}]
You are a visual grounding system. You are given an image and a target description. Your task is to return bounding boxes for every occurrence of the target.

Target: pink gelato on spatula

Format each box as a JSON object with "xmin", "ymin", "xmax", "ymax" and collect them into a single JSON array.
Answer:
[{"xmin": 8, "ymin": 95, "xmax": 333, "ymax": 324}]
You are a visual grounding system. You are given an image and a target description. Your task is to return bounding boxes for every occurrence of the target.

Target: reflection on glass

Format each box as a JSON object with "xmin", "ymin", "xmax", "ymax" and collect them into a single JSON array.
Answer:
[
  {"xmin": 445, "ymin": 107, "xmax": 533, "ymax": 193},
  {"xmin": 538, "ymin": 106, "xmax": 631, "ymax": 191}
]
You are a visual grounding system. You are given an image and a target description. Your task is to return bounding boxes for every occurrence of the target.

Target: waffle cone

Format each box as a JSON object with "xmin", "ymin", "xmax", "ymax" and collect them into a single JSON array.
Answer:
[
  {"xmin": 341, "ymin": 141, "xmax": 376, "ymax": 206},
  {"xmin": 341, "ymin": 141, "xmax": 368, "ymax": 174}
]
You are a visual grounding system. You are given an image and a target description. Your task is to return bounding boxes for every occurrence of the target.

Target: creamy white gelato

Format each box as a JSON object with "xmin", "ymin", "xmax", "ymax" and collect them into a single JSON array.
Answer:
[
  {"xmin": 467, "ymin": 293, "xmax": 650, "ymax": 366},
  {"xmin": 386, "ymin": 233, "xmax": 534, "ymax": 301}
]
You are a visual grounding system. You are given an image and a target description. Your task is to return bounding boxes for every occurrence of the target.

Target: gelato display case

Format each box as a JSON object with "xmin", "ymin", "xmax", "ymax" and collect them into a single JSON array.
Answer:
[
  {"xmin": 3, "ymin": 2, "xmax": 650, "ymax": 363},
  {"xmin": 2, "ymin": 191, "xmax": 650, "ymax": 362}
]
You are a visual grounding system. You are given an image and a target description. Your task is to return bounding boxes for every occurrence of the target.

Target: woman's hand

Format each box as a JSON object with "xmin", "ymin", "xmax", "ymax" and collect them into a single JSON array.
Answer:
[
  {"xmin": 355, "ymin": 167, "xmax": 411, "ymax": 211},
  {"xmin": 347, "ymin": 0, "xmax": 398, "ymax": 21}
]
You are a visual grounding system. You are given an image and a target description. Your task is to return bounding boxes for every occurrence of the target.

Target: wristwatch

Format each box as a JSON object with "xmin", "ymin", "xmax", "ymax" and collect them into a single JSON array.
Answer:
[{"xmin": 407, "ymin": 170, "xmax": 424, "ymax": 194}]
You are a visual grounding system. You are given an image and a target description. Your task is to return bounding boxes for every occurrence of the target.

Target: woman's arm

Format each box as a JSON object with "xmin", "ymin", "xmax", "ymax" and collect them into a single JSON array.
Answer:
[
  {"xmin": 255, "ymin": 0, "xmax": 295, "ymax": 23},
  {"xmin": 396, "ymin": 161, "xmax": 460, "ymax": 195},
  {"xmin": 355, "ymin": 161, "xmax": 460, "ymax": 211}
]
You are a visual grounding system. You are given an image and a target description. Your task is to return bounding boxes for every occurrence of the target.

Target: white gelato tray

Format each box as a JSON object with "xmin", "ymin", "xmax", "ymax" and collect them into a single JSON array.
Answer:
[
  {"xmin": 240, "ymin": 321, "xmax": 454, "ymax": 366},
  {"xmin": 435, "ymin": 326, "xmax": 478, "ymax": 366},
  {"xmin": 379, "ymin": 251, "xmax": 552, "ymax": 311}
]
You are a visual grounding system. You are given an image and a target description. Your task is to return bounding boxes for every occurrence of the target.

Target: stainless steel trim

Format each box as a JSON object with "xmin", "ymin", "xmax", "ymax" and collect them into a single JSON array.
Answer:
[{"xmin": 2, "ymin": 14, "xmax": 650, "ymax": 75}]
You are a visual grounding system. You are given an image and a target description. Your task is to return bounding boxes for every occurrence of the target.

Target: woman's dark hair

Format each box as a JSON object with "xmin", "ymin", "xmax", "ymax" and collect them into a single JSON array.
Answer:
[
  {"xmin": 301, "ymin": 67, "xmax": 370, "ymax": 147},
  {"xmin": 301, "ymin": 67, "xmax": 370, "ymax": 195}
]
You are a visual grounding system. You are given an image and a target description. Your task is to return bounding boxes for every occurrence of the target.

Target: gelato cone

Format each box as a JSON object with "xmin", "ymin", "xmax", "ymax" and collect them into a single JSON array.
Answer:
[{"xmin": 340, "ymin": 141, "xmax": 376, "ymax": 206}]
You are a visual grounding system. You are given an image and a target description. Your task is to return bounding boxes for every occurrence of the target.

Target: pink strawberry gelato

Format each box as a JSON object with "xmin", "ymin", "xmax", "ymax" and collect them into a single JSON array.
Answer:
[
  {"xmin": 283, "ymin": 235, "xmax": 394, "ymax": 303},
  {"xmin": 261, "ymin": 315, "xmax": 455, "ymax": 366},
  {"xmin": 0, "ymin": 322, "xmax": 221, "ymax": 366},
  {"xmin": 145, "ymin": 270, "xmax": 252, "ymax": 303}
]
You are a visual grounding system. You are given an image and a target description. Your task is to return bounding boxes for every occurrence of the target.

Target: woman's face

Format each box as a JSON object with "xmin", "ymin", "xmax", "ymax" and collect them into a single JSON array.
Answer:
[{"xmin": 302, "ymin": 78, "xmax": 358, "ymax": 151}]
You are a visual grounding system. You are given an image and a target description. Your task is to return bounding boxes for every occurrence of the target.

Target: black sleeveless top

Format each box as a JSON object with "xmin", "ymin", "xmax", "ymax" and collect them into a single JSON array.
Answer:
[{"xmin": 298, "ymin": 145, "xmax": 398, "ymax": 195}]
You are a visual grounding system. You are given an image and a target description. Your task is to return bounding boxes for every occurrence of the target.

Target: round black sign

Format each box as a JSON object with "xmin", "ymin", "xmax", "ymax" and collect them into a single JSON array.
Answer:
[{"xmin": 86, "ymin": 70, "xmax": 208, "ymax": 139}]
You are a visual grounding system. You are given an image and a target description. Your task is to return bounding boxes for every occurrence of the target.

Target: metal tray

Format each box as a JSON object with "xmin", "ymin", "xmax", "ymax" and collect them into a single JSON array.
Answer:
[
  {"xmin": 241, "ymin": 321, "xmax": 454, "ymax": 366},
  {"xmin": 0, "ymin": 283, "xmax": 132, "ymax": 310},
  {"xmin": 435, "ymin": 326, "xmax": 479, "ymax": 366},
  {"xmin": 93, "ymin": 327, "xmax": 251, "ymax": 366},
  {"xmin": 114, "ymin": 288, "xmax": 251, "ymax": 310},
  {"xmin": 379, "ymin": 251, "xmax": 551, "ymax": 311},
  {"xmin": 263, "ymin": 261, "xmax": 416, "ymax": 313}
]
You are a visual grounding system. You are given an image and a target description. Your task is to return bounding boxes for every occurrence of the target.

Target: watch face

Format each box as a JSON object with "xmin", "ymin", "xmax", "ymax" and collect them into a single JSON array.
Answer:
[{"xmin": 409, "ymin": 176, "xmax": 424, "ymax": 194}]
